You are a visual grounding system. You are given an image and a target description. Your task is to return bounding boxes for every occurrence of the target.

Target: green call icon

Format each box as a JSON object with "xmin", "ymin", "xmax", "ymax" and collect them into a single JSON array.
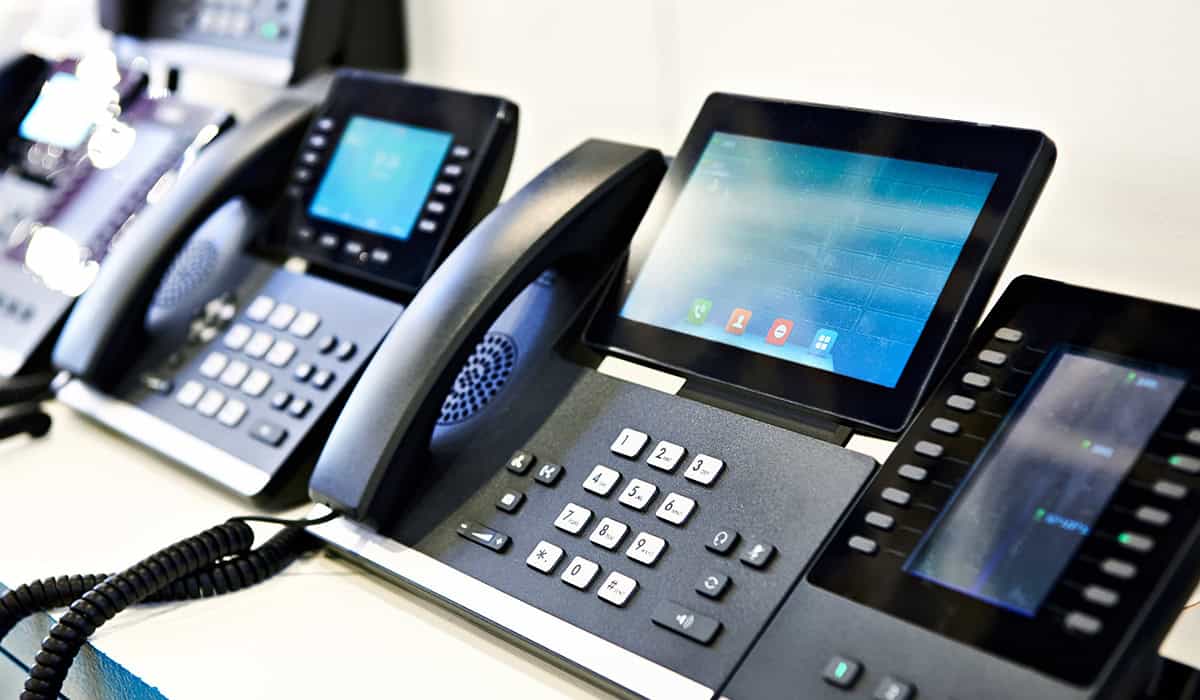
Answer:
[{"xmin": 687, "ymin": 298, "xmax": 713, "ymax": 325}]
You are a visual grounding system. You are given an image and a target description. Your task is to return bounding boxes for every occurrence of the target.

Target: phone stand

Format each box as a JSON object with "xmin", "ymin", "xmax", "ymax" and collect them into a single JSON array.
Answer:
[{"xmin": 0, "ymin": 373, "xmax": 53, "ymax": 440}]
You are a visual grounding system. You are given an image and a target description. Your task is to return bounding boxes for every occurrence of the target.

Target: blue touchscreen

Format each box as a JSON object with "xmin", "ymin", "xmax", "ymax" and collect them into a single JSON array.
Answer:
[
  {"xmin": 309, "ymin": 116, "xmax": 452, "ymax": 240},
  {"xmin": 905, "ymin": 350, "xmax": 1186, "ymax": 616},
  {"xmin": 18, "ymin": 73, "xmax": 97, "ymax": 150},
  {"xmin": 620, "ymin": 132, "xmax": 997, "ymax": 387}
]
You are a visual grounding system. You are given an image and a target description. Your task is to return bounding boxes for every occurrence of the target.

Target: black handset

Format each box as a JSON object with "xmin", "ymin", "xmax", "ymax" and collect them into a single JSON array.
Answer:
[{"xmin": 54, "ymin": 71, "xmax": 519, "ymax": 505}]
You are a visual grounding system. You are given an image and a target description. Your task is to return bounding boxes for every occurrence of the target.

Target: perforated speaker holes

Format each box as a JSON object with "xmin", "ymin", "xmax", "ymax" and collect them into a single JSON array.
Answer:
[
  {"xmin": 150, "ymin": 239, "xmax": 218, "ymax": 311},
  {"xmin": 438, "ymin": 332, "xmax": 518, "ymax": 425}
]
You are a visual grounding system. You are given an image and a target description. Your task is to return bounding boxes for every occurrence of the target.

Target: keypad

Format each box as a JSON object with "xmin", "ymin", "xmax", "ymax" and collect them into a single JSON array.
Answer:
[
  {"xmin": 683, "ymin": 454, "xmax": 724, "ymax": 485},
  {"xmin": 618, "ymin": 478, "xmax": 657, "ymax": 511},
  {"xmin": 597, "ymin": 572, "xmax": 638, "ymax": 607},
  {"xmin": 583, "ymin": 464, "xmax": 622, "ymax": 496},
  {"xmin": 561, "ymin": 556, "xmax": 600, "ymax": 589},
  {"xmin": 554, "ymin": 503, "xmax": 592, "ymax": 534},
  {"xmin": 611, "ymin": 428, "xmax": 649, "ymax": 458},
  {"xmin": 646, "ymin": 441, "xmax": 685, "ymax": 471},
  {"xmin": 626, "ymin": 532, "xmax": 667, "ymax": 565},
  {"xmin": 589, "ymin": 517, "xmax": 629, "ymax": 550},
  {"xmin": 655, "ymin": 492, "xmax": 696, "ymax": 525},
  {"xmin": 526, "ymin": 541, "xmax": 564, "ymax": 573}
]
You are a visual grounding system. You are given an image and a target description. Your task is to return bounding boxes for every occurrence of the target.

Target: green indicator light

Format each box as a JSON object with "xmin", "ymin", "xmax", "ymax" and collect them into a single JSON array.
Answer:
[
  {"xmin": 1118, "ymin": 532, "xmax": 1132, "ymax": 544},
  {"xmin": 1034, "ymin": 508, "xmax": 1046, "ymax": 521},
  {"xmin": 835, "ymin": 662, "xmax": 848, "ymax": 679},
  {"xmin": 1081, "ymin": 439, "xmax": 1093, "ymax": 450},
  {"xmin": 1170, "ymin": 455, "xmax": 1182, "ymax": 466},
  {"xmin": 259, "ymin": 21, "xmax": 280, "ymax": 39},
  {"xmin": 1126, "ymin": 371, "xmax": 1137, "ymax": 383}
]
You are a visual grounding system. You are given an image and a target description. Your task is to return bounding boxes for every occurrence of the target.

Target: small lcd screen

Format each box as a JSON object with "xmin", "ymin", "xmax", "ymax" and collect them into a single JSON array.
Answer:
[
  {"xmin": 618, "ymin": 132, "xmax": 997, "ymax": 388},
  {"xmin": 18, "ymin": 73, "xmax": 99, "ymax": 150},
  {"xmin": 905, "ymin": 349, "xmax": 1187, "ymax": 616},
  {"xmin": 309, "ymin": 116, "xmax": 452, "ymax": 241}
]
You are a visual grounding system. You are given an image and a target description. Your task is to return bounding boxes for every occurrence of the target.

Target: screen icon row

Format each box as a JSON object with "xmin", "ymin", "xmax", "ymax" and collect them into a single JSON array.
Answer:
[{"xmin": 687, "ymin": 298, "xmax": 838, "ymax": 355}]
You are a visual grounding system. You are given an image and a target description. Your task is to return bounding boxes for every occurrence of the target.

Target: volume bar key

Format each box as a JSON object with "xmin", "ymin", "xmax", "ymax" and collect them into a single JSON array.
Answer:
[{"xmin": 456, "ymin": 520, "xmax": 511, "ymax": 552}]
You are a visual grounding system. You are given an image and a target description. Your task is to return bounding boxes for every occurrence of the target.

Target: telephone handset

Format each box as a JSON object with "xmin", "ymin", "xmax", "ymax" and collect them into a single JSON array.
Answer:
[{"xmin": 54, "ymin": 70, "xmax": 518, "ymax": 505}]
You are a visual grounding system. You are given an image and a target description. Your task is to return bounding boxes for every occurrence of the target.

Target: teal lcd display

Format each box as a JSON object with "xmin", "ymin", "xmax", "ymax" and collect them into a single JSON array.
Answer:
[
  {"xmin": 18, "ymin": 73, "xmax": 98, "ymax": 150},
  {"xmin": 309, "ymin": 116, "xmax": 452, "ymax": 241}
]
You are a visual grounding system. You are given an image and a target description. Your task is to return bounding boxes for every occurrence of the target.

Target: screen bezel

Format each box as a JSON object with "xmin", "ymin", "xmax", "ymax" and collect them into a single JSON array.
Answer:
[{"xmin": 586, "ymin": 92, "xmax": 1050, "ymax": 433}]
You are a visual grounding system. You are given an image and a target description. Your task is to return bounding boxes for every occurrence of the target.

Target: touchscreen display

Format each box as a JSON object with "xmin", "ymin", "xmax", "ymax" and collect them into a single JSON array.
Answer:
[
  {"xmin": 905, "ymin": 349, "xmax": 1187, "ymax": 616},
  {"xmin": 18, "ymin": 73, "xmax": 100, "ymax": 150},
  {"xmin": 618, "ymin": 132, "xmax": 997, "ymax": 387},
  {"xmin": 309, "ymin": 116, "xmax": 452, "ymax": 241}
]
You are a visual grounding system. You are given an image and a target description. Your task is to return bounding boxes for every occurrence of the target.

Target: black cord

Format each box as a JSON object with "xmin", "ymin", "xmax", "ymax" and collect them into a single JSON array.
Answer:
[{"xmin": 226, "ymin": 510, "xmax": 341, "ymax": 528}]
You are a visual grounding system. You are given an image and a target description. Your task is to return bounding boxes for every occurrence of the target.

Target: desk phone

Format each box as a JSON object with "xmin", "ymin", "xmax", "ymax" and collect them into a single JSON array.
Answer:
[
  {"xmin": 308, "ymin": 93, "xmax": 1055, "ymax": 698},
  {"xmin": 726, "ymin": 276, "xmax": 1200, "ymax": 699},
  {"xmin": 52, "ymin": 69, "xmax": 517, "ymax": 506},
  {"xmin": 0, "ymin": 54, "xmax": 228, "ymax": 380}
]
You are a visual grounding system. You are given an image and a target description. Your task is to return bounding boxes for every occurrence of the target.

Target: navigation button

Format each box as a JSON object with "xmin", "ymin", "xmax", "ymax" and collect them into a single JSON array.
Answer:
[
  {"xmin": 978, "ymin": 349, "xmax": 1008, "ymax": 366},
  {"xmin": 897, "ymin": 464, "xmax": 927, "ymax": 482},
  {"xmin": 696, "ymin": 571, "xmax": 730, "ymax": 599},
  {"xmin": 994, "ymin": 327, "xmax": 1024, "ymax": 343},
  {"xmin": 1082, "ymin": 585, "xmax": 1119, "ymax": 608},
  {"xmin": 526, "ymin": 540, "xmax": 563, "ymax": 574},
  {"xmin": 442, "ymin": 163, "xmax": 463, "ymax": 178},
  {"xmin": 865, "ymin": 511, "xmax": 895, "ymax": 531},
  {"xmin": 1168, "ymin": 454, "xmax": 1200, "ymax": 475},
  {"xmin": 963, "ymin": 372, "xmax": 992, "ymax": 389},
  {"xmin": 455, "ymin": 520, "xmax": 510, "ymax": 552},
  {"xmin": 822, "ymin": 655, "xmax": 862, "ymax": 689},
  {"xmin": 1135, "ymin": 506, "xmax": 1171, "ymax": 527},
  {"xmin": 849, "ymin": 536, "xmax": 877, "ymax": 555},
  {"xmin": 1064, "ymin": 611, "xmax": 1102, "ymax": 636},
  {"xmin": 1100, "ymin": 558, "xmax": 1137, "ymax": 580},
  {"xmin": 651, "ymin": 601, "xmax": 721, "ymax": 645},
  {"xmin": 947, "ymin": 394, "xmax": 977, "ymax": 412}
]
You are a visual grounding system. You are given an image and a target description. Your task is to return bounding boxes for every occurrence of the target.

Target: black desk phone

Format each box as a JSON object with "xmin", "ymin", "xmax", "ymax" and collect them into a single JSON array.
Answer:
[
  {"xmin": 51, "ymin": 69, "xmax": 517, "ymax": 505},
  {"xmin": 0, "ymin": 53, "xmax": 229, "ymax": 381},
  {"xmin": 306, "ymin": 93, "xmax": 1056, "ymax": 698}
]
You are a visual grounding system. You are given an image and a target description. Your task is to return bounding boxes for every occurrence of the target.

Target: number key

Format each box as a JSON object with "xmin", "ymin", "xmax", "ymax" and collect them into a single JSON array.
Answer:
[
  {"xmin": 611, "ymin": 428, "xmax": 649, "ymax": 458},
  {"xmin": 583, "ymin": 464, "xmax": 622, "ymax": 496},
  {"xmin": 589, "ymin": 517, "xmax": 629, "ymax": 550},
  {"xmin": 626, "ymin": 532, "xmax": 667, "ymax": 566},
  {"xmin": 647, "ymin": 440, "xmax": 685, "ymax": 472},
  {"xmin": 655, "ymin": 492, "xmax": 696, "ymax": 526},
  {"xmin": 684, "ymin": 454, "xmax": 725, "ymax": 486},
  {"xmin": 618, "ymin": 478, "xmax": 658, "ymax": 511},
  {"xmin": 554, "ymin": 502, "xmax": 592, "ymax": 535},
  {"xmin": 561, "ymin": 556, "xmax": 600, "ymax": 590}
]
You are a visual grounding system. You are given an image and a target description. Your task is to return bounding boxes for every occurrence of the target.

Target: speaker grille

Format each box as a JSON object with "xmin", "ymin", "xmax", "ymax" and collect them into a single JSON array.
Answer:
[
  {"xmin": 438, "ymin": 332, "xmax": 518, "ymax": 425},
  {"xmin": 150, "ymin": 239, "xmax": 218, "ymax": 311}
]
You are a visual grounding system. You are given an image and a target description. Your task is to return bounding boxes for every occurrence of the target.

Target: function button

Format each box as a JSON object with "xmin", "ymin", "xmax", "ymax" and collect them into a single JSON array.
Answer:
[
  {"xmin": 142, "ymin": 374, "xmax": 173, "ymax": 394},
  {"xmin": 241, "ymin": 369, "xmax": 272, "ymax": 397},
  {"xmin": 994, "ymin": 327, "xmax": 1024, "ymax": 343},
  {"xmin": 315, "ymin": 117, "xmax": 336, "ymax": 132},
  {"xmin": 267, "ymin": 303, "xmax": 297, "ymax": 330},
  {"xmin": 914, "ymin": 441, "xmax": 944, "ymax": 459},
  {"xmin": 244, "ymin": 331, "xmax": 275, "ymax": 359},
  {"xmin": 1135, "ymin": 506, "xmax": 1171, "ymax": 527},
  {"xmin": 946, "ymin": 394, "xmax": 977, "ymax": 412},
  {"xmin": 619, "ymin": 479, "xmax": 658, "ymax": 511},
  {"xmin": 611, "ymin": 428, "xmax": 649, "ymax": 458},
  {"xmin": 865, "ymin": 511, "xmax": 895, "ymax": 531},
  {"xmin": 426, "ymin": 201, "xmax": 447, "ymax": 215},
  {"xmin": 561, "ymin": 556, "xmax": 600, "ymax": 590},
  {"xmin": 684, "ymin": 454, "xmax": 725, "ymax": 486},
  {"xmin": 287, "ymin": 186, "xmax": 305, "ymax": 200},
  {"xmin": 318, "ymin": 233, "xmax": 338, "ymax": 249},
  {"xmin": 1153, "ymin": 479, "xmax": 1188, "ymax": 500},
  {"xmin": 308, "ymin": 134, "xmax": 328, "ymax": 149},
  {"xmin": 651, "ymin": 601, "xmax": 721, "ymax": 645},
  {"xmin": 442, "ymin": 163, "xmax": 464, "ymax": 178},
  {"xmin": 597, "ymin": 571, "xmax": 638, "ymax": 607},
  {"xmin": 198, "ymin": 351, "xmax": 229, "ymax": 379},
  {"xmin": 696, "ymin": 571, "xmax": 730, "ymax": 600},
  {"xmin": 266, "ymin": 340, "xmax": 297, "ymax": 367},
  {"xmin": 245, "ymin": 295, "xmax": 276, "ymax": 322},
  {"xmin": 873, "ymin": 677, "xmax": 915, "ymax": 700},
  {"xmin": 849, "ymin": 536, "xmax": 878, "ymax": 555},
  {"xmin": 506, "ymin": 449, "xmax": 535, "ymax": 474},
  {"xmin": 294, "ymin": 362, "xmax": 315, "ymax": 382},
  {"xmin": 334, "ymin": 340, "xmax": 357, "ymax": 361},
  {"xmin": 344, "ymin": 241, "xmax": 364, "ymax": 258},
  {"xmin": 317, "ymin": 335, "xmax": 338, "ymax": 354},
  {"xmin": 1082, "ymin": 585, "xmax": 1120, "ymax": 608},
  {"xmin": 496, "ymin": 490, "xmax": 525, "ymax": 513},
  {"xmin": 554, "ymin": 502, "xmax": 592, "ymax": 534},
  {"xmin": 706, "ymin": 528, "xmax": 740, "ymax": 555},
  {"xmin": 822, "ymin": 655, "xmax": 862, "ymax": 689},
  {"xmin": 1188, "ymin": 428, "xmax": 1200, "ymax": 446},
  {"xmin": 656, "ymin": 492, "xmax": 697, "ymax": 526},
  {"xmin": 455, "ymin": 520, "xmax": 510, "ymax": 552},
  {"xmin": 311, "ymin": 369, "xmax": 335, "ymax": 389},
  {"xmin": 300, "ymin": 151, "xmax": 319, "ymax": 166},
  {"xmin": 626, "ymin": 532, "xmax": 667, "ymax": 566},
  {"xmin": 417, "ymin": 219, "xmax": 438, "ymax": 234},
  {"xmin": 1100, "ymin": 558, "xmax": 1137, "ymax": 580},
  {"xmin": 897, "ymin": 464, "xmax": 927, "ymax": 482},
  {"xmin": 583, "ymin": 464, "xmax": 622, "ymax": 496},
  {"xmin": 220, "ymin": 360, "xmax": 251, "ymax": 388},
  {"xmin": 217, "ymin": 400, "xmax": 248, "ymax": 427},
  {"xmin": 270, "ymin": 391, "xmax": 292, "ymax": 410},
  {"xmin": 293, "ymin": 168, "xmax": 312, "ymax": 183},
  {"xmin": 881, "ymin": 488, "xmax": 911, "ymax": 507},
  {"xmin": 534, "ymin": 462, "xmax": 564, "ymax": 486},
  {"xmin": 1064, "ymin": 611, "xmax": 1102, "ymax": 636},
  {"xmin": 1168, "ymin": 453, "xmax": 1200, "ymax": 475},
  {"xmin": 963, "ymin": 372, "xmax": 992, "ymax": 389},
  {"xmin": 1116, "ymin": 531, "xmax": 1154, "ymax": 553},
  {"xmin": 740, "ymin": 542, "xmax": 776, "ymax": 569},
  {"xmin": 286, "ymin": 397, "xmax": 311, "ymax": 418},
  {"xmin": 451, "ymin": 144, "xmax": 472, "ymax": 159},
  {"xmin": 434, "ymin": 182, "xmax": 455, "ymax": 196},
  {"xmin": 289, "ymin": 311, "xmax": 320, "ymax": 338},
  {"xmin": 978, "ymin": 349, "xmax": 1008, "ymax": 366},
  {"xmin": 223, "ymin": 323, "xmax": 253, "ymax": 350},
  {"xmin": 175, "ymin": 380, "xmax": 205, "ymax": 408},
  {"xmin": 646, "ymin": 440, "xmax": 686, "ymax": 471},
  {"xmin": 196, "ymin": 389, "xmax": 227, "ymax": 418},
  {"xmin": 930, "ymin": 418, "xmax": 960, "ymax": 435},
  {"xmin": 526, "ymin": 540, "xmax": 563, "ymax": 574},
  {"xmin": 370, "ymin": 248, "xmax": 391, "ymax": 265},
  {"xmin": 296, "ymin": 226, "xmax": 314, "ymax": 242},
  {"xmin": 589, "ymin": 517, "xmax": 630, "ymax": 550}
]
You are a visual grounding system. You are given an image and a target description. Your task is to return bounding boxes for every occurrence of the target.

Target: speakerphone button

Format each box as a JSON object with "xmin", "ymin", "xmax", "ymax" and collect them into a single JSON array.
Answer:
[
  {"xmin": 1168, "ymin": 454, "xmax": 1200, "ymax": 474},
  {"xmin": 978, "ymin": 349, "xmax": 1008, "ymax": 366},
  {"xmin": 1100, "ymin": 558, "xmax": 1137, "ymax": 579},
  {"xmin": 1064, "ymin": 611, "xmax": 1102, "ymax": 636},
  {"xmin": 1135, "ymin": 506, "xmax": 1171, "ymax": 527},
  {"xmin": 1082, "ymin": 585, "xmax": 1120, "ymax": 608},
  {"xmin": 651, "ymin": 601, "xmax": 721, "ymax": 645},
  {"xmin": 251, "ymin": 421, "xmax": 287, "ymax": 446},
  {"xmin": 946, "ymin": 394, "xmax": 976, "ymax": 412},
  {"xmin": 882, "ymin": 487, "xmax": 911, "ymax": 507},
  {"xmin": 963, "ymin": 372, "xmax": 992, "ymax": 389},
  {"xmin": 914, "ymin": 441, "xmax": 944, "ymax": 459},
  {"xmin": 1153, "ymin": 479, "xmax": 1188, "ymax": 500},
  {"xmin": 848, "ymin": 536, "xmax": 877, "ymax": 555},
  {"xmin": 930, "ymin": 417, "xmax": 960, "ymax": 435},
  {"xmin": 865, "ymin": 511, "xmax": 894, "ymax": 531},
  {"xmin": 994, "ymin": 327, "xmax": 1024, "ymax": 343}
]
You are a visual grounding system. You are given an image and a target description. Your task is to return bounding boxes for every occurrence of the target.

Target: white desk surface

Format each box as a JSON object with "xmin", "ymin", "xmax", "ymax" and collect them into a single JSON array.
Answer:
[{"xmin": 5, "ymin": 0, "xmax": 1200, "ymax": 697}]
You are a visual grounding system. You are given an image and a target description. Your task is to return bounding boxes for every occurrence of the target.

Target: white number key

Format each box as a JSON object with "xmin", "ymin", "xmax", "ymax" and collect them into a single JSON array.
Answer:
[
  {"xmin": 684, "ymin": 454, "xmax": 725, "ymax": 485},
  {"xmin": 611, "ymin": 428, "xmax": 649, "ymax": 458},
  {"xmin": 597, "ymin": 571, "xmax": 638, "ymax": 607},
  {"xmin": 526, "ymin": 540, "xmax": 564, "ymax": 574},
  {"xmin": 560, "ymin": 556, "xmax": 600, "ymax": 589},
  {"xmin": 618, "ymin": 478, "xmax": 658, "ymax": 511},
  {"xmin": 646, "ymin": 440, "xmax": 685, "ymax": 471},
  {"xmin": 583, "ymin": 464, "xmax": 622, "ymax": 496},
  {"xmin": 655, "ymin": 492, "xmax": 697, "ymax": 526},
  {"xmin": 589, "ymin": 517, "xmax": 629, "ymax": 550},
  {"xmin": 554, "ymin": 502, "xmax": 593, "ymax": 535},
  {"xmin": 626, "ymin": 532, "xmax": 667, "ymax": 566}
]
